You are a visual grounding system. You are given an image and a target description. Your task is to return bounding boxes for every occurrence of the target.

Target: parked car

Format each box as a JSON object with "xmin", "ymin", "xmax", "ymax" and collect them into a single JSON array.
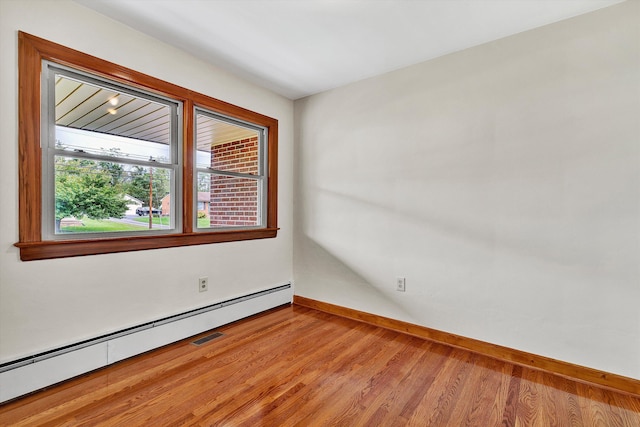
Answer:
[{"xmin": 136, "ymin": 206, "xmax": 162, "ymax": 216}]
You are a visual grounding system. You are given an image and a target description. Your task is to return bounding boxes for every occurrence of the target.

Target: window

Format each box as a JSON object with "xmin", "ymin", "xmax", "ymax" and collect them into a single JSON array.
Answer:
[
  {"xmin": 44, "ymin": 65, "xmax": 181, "ymax": 239},
  {"xmin": 195, "ymin": 109, "xmax": 266, "ymax": 229},
  {"xmin": 16, "ymin": 32, "xmax": 278, "ymax": 261}
]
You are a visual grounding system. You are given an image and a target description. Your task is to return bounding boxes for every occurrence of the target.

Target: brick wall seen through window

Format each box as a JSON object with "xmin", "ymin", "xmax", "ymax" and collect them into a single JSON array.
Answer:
[{"xmin": 210, "ymin": 136, "xmax": 259, "ymax": 227}]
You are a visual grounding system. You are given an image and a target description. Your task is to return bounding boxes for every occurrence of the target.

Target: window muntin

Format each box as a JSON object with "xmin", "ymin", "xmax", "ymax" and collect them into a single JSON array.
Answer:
[
  {"xmin": 42, "ymin": 63, "xmax": 181, "ymax": 239},
  {"xmin": 194, "ymin": 109, "xmax": 267, "ymax": 230}
]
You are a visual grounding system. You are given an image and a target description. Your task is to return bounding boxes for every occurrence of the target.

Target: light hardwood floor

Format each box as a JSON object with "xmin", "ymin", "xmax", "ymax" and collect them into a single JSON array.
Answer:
[{"xmin": 1, "ymin": 305, "xmax": 639, "ymax": 426}]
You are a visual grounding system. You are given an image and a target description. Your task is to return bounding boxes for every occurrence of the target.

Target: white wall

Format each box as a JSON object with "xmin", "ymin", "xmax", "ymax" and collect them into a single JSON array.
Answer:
[
  {"xmin": 0, "ymin": 0, "xmax": 293, "ymax": 363},
  {"xmin": 294, "ymin": 1, "xmax": 639, "ymax": 379}
]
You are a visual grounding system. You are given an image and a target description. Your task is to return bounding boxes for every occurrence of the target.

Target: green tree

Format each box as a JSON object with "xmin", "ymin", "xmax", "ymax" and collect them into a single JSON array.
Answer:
[
  {"xmin": 55, "ymin": 157, "xmax": 128, "ymax": 230},
  {"xmin": 123, "ymin": 165, "xmax": 170, "ymax": 209},
  {"xmin": 98, "ymin": 147, "xmax": 125, "ymax": 186}
]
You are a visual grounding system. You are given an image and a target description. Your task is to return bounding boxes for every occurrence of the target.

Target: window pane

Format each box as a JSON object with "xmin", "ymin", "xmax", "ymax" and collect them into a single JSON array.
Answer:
[
  {"xmin": 55, "ymin": 74, "xmax": 172, "ymax": 163},
  {"xmin": 55, "ymin": 156, "xmax": 174, "ymax": 234},
  {"xmin": 197, "ymin": 172, "xmax": 260, "ymax": 228},
  {"xmin": 196, "ymin": 113, "xmax": 259, "ymax": 174}
]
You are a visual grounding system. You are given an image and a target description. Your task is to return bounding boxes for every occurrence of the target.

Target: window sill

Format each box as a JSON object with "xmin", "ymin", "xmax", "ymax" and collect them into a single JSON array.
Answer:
[{"xmin": 14, "ymin": 228, "xmax": 279, "ymax": 261}]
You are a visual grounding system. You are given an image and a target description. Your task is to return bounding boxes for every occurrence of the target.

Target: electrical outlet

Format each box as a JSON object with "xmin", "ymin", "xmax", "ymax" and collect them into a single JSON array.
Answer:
[
  {"xmin": 396, "ymin": 277, "xmax": 406, "ymax": 292},
  {"xmin": 198, "ymin": 277, "xmax": 208, "ymax": 292}
]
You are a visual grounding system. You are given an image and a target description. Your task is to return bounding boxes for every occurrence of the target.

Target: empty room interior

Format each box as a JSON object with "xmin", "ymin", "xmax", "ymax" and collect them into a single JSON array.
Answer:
[{"xmin": 0, "ymin": 0, "xmax": 639, "ymax": 425}]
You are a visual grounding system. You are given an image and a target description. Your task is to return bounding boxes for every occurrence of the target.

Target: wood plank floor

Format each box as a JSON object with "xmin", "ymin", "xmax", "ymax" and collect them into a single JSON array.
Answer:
[{"xmin": 1, "ymin": 304, "xmax": 639, "ymax": 426}]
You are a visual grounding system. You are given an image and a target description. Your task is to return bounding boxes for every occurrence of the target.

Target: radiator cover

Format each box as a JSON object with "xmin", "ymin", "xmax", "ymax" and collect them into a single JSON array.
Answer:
[{"xmin": 0, "ymin": 284, "xmax": 292, "ymax": 403}]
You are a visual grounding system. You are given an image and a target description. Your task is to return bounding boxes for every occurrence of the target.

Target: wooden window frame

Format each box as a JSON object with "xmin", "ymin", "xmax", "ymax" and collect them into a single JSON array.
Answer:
[{"xmin": 15, "ymin": 32, "xmax": 278, "ymax": 261}]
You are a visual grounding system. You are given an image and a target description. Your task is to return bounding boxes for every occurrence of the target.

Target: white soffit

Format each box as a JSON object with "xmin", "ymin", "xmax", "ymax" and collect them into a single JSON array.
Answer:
[{"xmin": 74, "ymin": 0, "xmax": 626, "ymax": 100}]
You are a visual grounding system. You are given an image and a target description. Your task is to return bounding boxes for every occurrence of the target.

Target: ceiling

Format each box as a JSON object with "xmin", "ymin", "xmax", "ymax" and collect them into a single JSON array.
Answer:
[
  {"xmin": 75, "ymin": 0, "xmax": 625, "ymax": 100},
  {"xmin": 55, "ymin": 74, "xmax": 171, "ymax": 145},
  {"xmin": 55, "ymin": 74, "xmax": 254, "ymax": 152}
]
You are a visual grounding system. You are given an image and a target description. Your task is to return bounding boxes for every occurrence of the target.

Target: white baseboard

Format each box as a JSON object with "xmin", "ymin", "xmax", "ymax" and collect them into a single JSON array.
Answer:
[{"xmin": 0, "ymin": 284, "xmax": 292, "ymax": 403}]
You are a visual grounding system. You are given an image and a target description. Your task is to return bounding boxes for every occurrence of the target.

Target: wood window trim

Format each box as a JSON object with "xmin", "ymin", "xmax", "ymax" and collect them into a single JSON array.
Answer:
[{"xmin": 15, "ymin": 32, "xmax": 278, "ymax": 261}]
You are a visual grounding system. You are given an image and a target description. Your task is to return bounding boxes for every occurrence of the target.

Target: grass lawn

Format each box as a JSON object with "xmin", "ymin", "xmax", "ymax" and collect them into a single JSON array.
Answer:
[
  {"xmin": 132, "ymin": 216, "xmax": 211, "ymax": 228},
  {"xmin": 132, "ymin": 216, "xmax": 171, "ymax": 226},
  {"xmin": 60, "ymin": 218, "xmax": 143, "ymax": 233},
  {"xmin": 60, "ymin": 216, "xmax": 211, "ymax": 233}
]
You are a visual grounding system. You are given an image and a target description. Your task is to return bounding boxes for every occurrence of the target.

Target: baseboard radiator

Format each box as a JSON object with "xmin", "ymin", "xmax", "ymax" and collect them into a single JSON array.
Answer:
[{"xmin": 0, "ymin": 283, "xmax": 292, "ymax": 403}]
